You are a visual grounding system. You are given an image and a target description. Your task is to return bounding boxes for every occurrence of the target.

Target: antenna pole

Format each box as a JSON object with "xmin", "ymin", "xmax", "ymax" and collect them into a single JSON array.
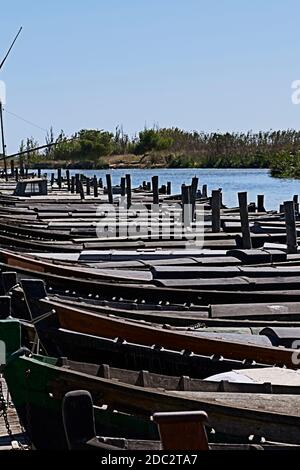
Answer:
[{"xmin": 0, "ymin": 101, "xmax": 8, "ymax": 180}]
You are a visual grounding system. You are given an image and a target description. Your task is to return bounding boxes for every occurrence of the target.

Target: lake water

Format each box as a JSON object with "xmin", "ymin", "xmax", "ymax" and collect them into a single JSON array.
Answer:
[{"xmin": 49, "ymin": 168, "xmax": 300, "ymax": 210}]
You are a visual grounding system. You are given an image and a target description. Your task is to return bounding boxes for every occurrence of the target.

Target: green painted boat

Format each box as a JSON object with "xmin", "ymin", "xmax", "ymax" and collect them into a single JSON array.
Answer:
[{"xmin": 3, "ymin": 320, "xmax": 300, "ymax": 449}]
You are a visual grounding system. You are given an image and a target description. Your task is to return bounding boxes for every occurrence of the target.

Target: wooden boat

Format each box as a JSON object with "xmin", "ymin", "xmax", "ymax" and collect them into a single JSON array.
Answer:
[
  {"xmin": 4, "ymin": 271, "xmax": 300, "ymax": 330},
  {"xmin": 20, "ymin": 282, "xmax": 300, "ymax": 368},
  {"xmin": 3, "ymin": 331, "xmax": 300, "ymax": 449},
  {"xmin": 4, "ymin": 249, "xmax": 300, "ymax": 306},
  {"xmin": 62, "ymin": 390, "xmax": 300, "ymax": 451}
]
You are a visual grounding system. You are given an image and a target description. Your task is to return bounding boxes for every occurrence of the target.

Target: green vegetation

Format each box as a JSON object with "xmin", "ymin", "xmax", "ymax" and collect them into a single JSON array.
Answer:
[
  {"xmin": 21, "ymin": 126, "xmax": 300, "ymax": 175},
  {"xmin": 270, "ymin": 150, "xmax": 300, "ymax": 178}
]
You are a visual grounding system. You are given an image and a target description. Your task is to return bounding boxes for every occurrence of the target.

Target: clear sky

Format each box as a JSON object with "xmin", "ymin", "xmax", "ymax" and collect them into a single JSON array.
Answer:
[{"xmin": 1, "ymin": 0, "xmax": 300, "ymax": 152}]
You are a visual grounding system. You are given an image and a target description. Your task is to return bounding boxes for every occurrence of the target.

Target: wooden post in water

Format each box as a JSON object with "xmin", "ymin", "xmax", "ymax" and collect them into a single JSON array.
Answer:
[
  {"xmin": 57, "ymin": 168, "xmax": 62, "ymax": 189},
  {"xmin": 152, "ymin": 175, "xmax": 159, "ymax": 206},
  {"xmin": 238, "ymin": 192, "xmax": 252, "ymax": 249},
  {"xmin": 284, "ymin": 200, "xmax": 298, "ymax": 254},
  {"xmin": 126, "ymin": 173, "xmax": 132, "ymax": 209},
  {"xmin": 257, "ymin": 194, "xmax": 265, "ymax": 212},
  {"xmin": 37, "ymin": 168, "xmax": 41, "ymax": 178},
  {"xmin": 182, "ymin": 184, "xmax": 192, "ymax": 227},
  {"xmin": 191, "ymin": 177, "xmax": 198, "ymax": 221},
  {"xmin": 93, "ymin": 176, "xmax": 98, "ymax": 198},
  {"xmin": 50, "ymin": 173, "xmax": 55, "ymax": 186},
  {"xmin": 106, "ymin": 174, "xmax": 113, "ymax": 204},
  {"xmin": 121, "ymin": 177, "xmax": 126, "ymax": 197},
  {"xmin": 202, "ymin": 184, "xmax": 207, "ymax": 198},
  {"xmin": 15, "ymin": 168, "xmax": 18, "ymax": 182},
  {"xmin": 78, "ymin": 181, "xmax": 85, "ymax": 200},
  {"xmin": 66, "ymin": 170, "xmax": 70, "ymax": 191},
  {"xmin": 75, "ymin": 174, "xmax": 80, "ymax": 193},
  {"xmin": 86, "ymin": 177, "xmax": 91, "ymax": 196},
  {"xmin": 99, "ymin": 178, "xmax": 103, "ymax": 189},
  {"xmin": 219, "ymin": 188, "xmax": 223, "ymax": 207},
  {"xmin": 211, "ymin": 189, "xmax": 221, "ymax": 233},
  {"xmin": 160, "ymin": 184, "xmax": 167, "ymax": 195},
  {"xmin": 293, "ymin": 195, "xmax": 299, "ymax": 217},
  {"xmin": 167, "ymin": 181, "xmax": 171, "ymax": 195},
  {"xmin": 191, "ymin": 177, "xmax": 198, "ymax": 198},
  {"xmin": 71, "ymin": 176, "xmax": 75, "ymax": 194}
]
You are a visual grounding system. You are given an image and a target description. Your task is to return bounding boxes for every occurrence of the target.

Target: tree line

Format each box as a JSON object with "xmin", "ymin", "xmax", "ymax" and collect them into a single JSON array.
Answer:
[{"xmin": 19, "ymin": 126, "xmax": 300, "ymax": 174}]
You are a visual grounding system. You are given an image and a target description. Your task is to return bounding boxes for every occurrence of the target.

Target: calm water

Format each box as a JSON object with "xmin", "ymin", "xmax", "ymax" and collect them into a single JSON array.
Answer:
[{"xmin": 48, "ymin": 168, "xmax": 300, "ymax": 211}]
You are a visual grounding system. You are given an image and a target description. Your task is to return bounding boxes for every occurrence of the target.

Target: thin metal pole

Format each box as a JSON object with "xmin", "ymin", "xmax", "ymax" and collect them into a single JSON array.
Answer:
[{"xmin": 0, "ymin": 102, "xmax": 8, "ymax": 181}]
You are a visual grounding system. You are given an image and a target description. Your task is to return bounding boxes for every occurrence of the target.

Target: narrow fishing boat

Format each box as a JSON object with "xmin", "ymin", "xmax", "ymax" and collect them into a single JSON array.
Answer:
[{"xmin": 2, "ymin": 322, "xmax": 300, "ymax": 449}]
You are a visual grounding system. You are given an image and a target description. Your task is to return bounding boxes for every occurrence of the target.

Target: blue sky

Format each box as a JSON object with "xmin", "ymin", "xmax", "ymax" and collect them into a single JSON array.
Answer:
[{"xmin": 1, "ymin": 0, "xmax": 300, "ymax": 152}]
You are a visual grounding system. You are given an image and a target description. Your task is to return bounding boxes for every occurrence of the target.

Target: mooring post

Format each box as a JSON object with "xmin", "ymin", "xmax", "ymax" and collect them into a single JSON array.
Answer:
[
  {"xmin": 106, "ymin": 174, "xmax": 113, "ymax": 204},
  {"xmin": 120, "ymin": 177, "xmax": 126, "ymax": 197},
  {"xmin": 211, "ymin": 189, "xmax": 221, "ymax": 233},
  {"xmin": 238, "ymin": 191, "xmax": 252, "ymax": 249},
  {"xmin": 93, "ymin": 176, "xmax": 98, "ymax": 198},
  {"xmin": 126, "ymin": 173, "xmax": 132, "ymax": 210},
  {"xmin": 15, "ymin": 168, "xmax": 19, "ymax": 182},
  {"xmin": 182, "ymin": 184, "xmax": 192, "ymax": 227},
  {"xmin": 202, "ymin": 184, "xmax": 208, "ymax": 199},
  {"xmin": 152, "ymin": 175, "xmax": 159, "ymax": 206},
  {"xmin": 66, "ymin": 170, "xmax": 70, "ymax": 191},
  {"xmin": 293, "ymin": 195, "xmax": 299, "ymax": 217},
  {"xmin": 257, "ymin": 194, "xmax": 265, "ymax": 212},
  {"xmin": 191, "ymin": 177, "xmax": 198, "ymax": 221},
  {"xmin": 75, "ymin": 174, "xmax": 80, "ymax": 193},
  {"xmin": 78, "ymin": 181, "xmax": 85, "ymax": 200},
  {"xmin": 37, "ymin": 168, "xmax": 41, "ymax": 178},
  {"xmin": 167, "ymin": 181, "xmax": 171, "ymax": 195},
  {"xmin": 219, "ymin": 188, "xmax": 223, "ymax": 207},
  {"xmin": 57, "ymin": 168, "xmax": 62, "ymax": 189},
  {"xmin": 284, "ymin": 200, "xmax": 298, "ymax": 254},
  {"xmin": 50, "ymin": 173, "xmax": 55, "ymax": 186},
  {"xmin": 160, "ymin": 184, "xmax": 167, "ymax": 195},
  {"xmin": 191, "ymin": 177, "xmax": 198, "ymax": 198},
  {"xmin": 86, "ymin": 177, "xmax": 91, "ymax": 196},
  {"xmin": 99, "ymin": 178, "xmax": 103, "ymax": 189},
  {"xmin": 71, "ymin": 176, "xmax": 75, "ymax": 194}
]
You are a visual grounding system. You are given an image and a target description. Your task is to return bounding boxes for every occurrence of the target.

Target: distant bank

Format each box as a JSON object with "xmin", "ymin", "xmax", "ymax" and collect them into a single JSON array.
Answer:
[{"xmin": 13, "ymin": 127, "xmax": 300, "ymax": 177}]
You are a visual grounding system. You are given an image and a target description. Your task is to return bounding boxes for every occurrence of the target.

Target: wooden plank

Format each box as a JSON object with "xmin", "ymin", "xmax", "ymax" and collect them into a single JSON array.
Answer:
[{"xmin": 210, "ymin": 302, "xmax": 300, "ymax": 319}]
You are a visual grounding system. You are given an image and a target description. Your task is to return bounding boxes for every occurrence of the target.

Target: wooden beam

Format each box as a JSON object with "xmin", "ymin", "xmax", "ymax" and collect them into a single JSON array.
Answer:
[
  {"xmin": 238, "ymin": 192, "xmax": 252, "ymax": 249},
  {"xmin": 284, "ymin": 200, "xmax": 298, "ymax": 254},
  {"xmin": 211, "ymin": 190, "xmax": 221, "ymax": 233}
]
